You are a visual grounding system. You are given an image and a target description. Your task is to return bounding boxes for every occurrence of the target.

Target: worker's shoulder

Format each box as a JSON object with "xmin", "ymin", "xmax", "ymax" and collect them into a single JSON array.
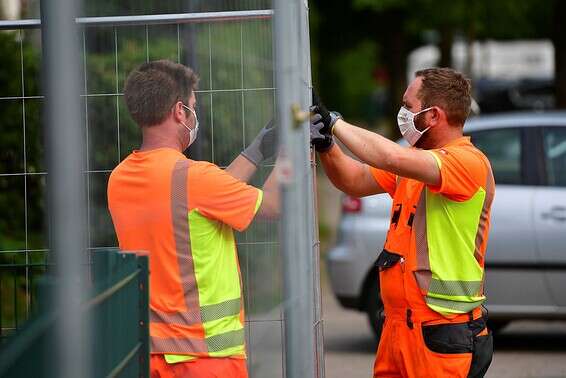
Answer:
[
  {"xmin": 108, "ymin": 153, "xmax": 134, "ymax": 179},
  {"xmin": 439, "ymin": 141, "xmax": 493, "ymax": 184},
  {"xmin": 455, "ymin": 141, "xmax": 491, "ymax": 170},
  {"xmin": 436, "ymin": 139, "xmax": 488, "ymax": 165},
  {"xmin": 187, "ymin": 160, "xmax": 227, "ymax": 179}
]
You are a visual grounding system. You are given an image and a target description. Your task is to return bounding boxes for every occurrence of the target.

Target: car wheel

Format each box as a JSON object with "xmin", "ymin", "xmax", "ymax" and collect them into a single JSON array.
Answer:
[{"xmin": 366, "ymin": 278, "xmax": 384, "ymax": 341}]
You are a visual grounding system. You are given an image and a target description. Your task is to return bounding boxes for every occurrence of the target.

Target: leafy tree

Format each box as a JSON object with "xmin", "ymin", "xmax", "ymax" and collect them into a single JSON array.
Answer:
[{"xmin": 311, "ymin": 0, "xmax": 560, "ymax": 134}]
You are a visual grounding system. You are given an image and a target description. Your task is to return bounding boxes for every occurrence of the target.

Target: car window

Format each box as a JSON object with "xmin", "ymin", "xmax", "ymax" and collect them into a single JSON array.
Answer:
[
  {"xmin": 543, "ymin": 127, "xmax": 566, "ymax": 187},
  {"xmin": 468, "ymin": 128, "xmax": 522, "ymax": 185}
]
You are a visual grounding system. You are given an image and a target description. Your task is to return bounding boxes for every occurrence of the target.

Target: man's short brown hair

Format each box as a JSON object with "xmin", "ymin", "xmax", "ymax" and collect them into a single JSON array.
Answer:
[
  {"xmin": 415, "ymin": 67, "xmax": 471, "ymax": 126},
  {"xmin": 124, "ymin": 60, "xmax": 199, "ymax": 127}
]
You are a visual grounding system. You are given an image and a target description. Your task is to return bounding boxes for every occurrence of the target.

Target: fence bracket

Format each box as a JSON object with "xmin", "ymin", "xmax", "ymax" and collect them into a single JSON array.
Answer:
[{"xmin": 291, "ymin": 103, "xmax": 309, "ymax": 129}]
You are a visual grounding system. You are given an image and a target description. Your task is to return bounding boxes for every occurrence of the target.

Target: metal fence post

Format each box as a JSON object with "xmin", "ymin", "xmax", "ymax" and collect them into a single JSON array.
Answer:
[
  {"xmin": 275, "ymin": 0, "xmax": 321, "ymax": 377},
  {"xmin": 40, "ymin": 0, "xmax": 89, "ymax": 377}
]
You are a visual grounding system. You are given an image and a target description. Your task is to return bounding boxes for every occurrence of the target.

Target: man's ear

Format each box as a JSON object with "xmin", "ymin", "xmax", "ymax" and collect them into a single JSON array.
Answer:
[
  {"xmin": 429, "ymin": 106, "xmax": 443, "ymax": 126},
  {"xmin": 172, "ymin": 101, "xmax": 185, "ymax": 122}
]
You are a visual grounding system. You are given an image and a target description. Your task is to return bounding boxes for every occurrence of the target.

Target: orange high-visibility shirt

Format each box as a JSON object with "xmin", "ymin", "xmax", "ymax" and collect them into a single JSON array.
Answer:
[
  {"xmin": 370, "ymin": 137, "xmax": 495, "ymax": 320},
  {"xmin": 108, "ymin": 148, "xmax": 262, "ymax": 359}
]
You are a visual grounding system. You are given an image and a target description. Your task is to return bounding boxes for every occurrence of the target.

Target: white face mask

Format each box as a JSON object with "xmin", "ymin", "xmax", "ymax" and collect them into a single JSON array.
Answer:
[
  {"xmin": 181, "ymin": 104, "xmax": 199, "ymax": 147},
  {"xmin": 397, "ymin": 106, "xmax": 433, "ymax": 146}
]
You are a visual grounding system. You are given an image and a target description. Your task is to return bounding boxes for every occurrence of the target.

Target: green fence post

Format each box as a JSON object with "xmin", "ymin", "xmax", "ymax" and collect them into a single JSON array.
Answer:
[{"xmin": 138, "ymin": 255, "xmax": 149, "ymax": 377}]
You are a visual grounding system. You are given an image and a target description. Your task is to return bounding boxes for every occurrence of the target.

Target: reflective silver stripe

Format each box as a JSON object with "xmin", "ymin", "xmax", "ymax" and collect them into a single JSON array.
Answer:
[
  {"xmin": 428, "ymin": 279, "xmax": 482, "ymax": 297},
  {"xmin": 474, "ymin": 163, "xmax": 495, "ymax": 263},
  {"xmin": 206, "ymin": 329, "xmax": 245, "ymax": 353},
  {"xmin": 201, "ymin": 298, "xmax": 241, "ymax": 323},
  {"xmin": 170, "ymin": 159, "xmax": 203, "ymax": 320},
  {"xmin": 150, "ymin": 308, "xmax": 201, "ymax": 325},
  {"xmin": 150, "ymin": 159, "xmax": 208, "ymax": 355},
  {"xmin": 150, "ymin": 329, "xmax": 245, "ymax": 354},
  {"xmin": 425, "ymin": 296, "xmax": 485, "ymax": 313},
  {"xmin": 413, "ymin": 189, "xmax": 432, "ymax": 292},
  {"xmin": 150, "ymin": 298, "xmax": 241, "ymax": 324},
  {"xmin": 151, "ymin": 335, "xmax": 208, "ymax": 354}
]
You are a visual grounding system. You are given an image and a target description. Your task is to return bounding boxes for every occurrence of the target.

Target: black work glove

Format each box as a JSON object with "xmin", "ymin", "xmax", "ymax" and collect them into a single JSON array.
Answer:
[
  {"xmin": 311, "ymin": 90, "xmax": 341, "ymax": 134},
  {"xmin": 241, "ymin": 119, "xmax": 278, "ymax": 166},
  {"xmin": 310, "ymin": 106, "xmax": 334, "ymax": 152},
  {"xmin": 310, "ymin": 90, "xmax": 342, "ymax": 152},
  {"xmin": 310, "ymin": 107, "xmax": 343, "ymax": 152}
]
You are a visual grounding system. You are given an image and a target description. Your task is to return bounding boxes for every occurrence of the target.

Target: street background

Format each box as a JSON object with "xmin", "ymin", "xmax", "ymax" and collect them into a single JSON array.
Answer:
[
  {"xmin": 310, "ymin": 1, "xmax": 566, "ymax": 376},
  {"xmin": 1, "ymin": 0, "xmax": 565, "ymax": 376}
]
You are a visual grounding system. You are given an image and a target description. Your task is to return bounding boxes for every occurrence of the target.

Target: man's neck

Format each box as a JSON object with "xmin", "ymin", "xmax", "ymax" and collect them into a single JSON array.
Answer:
[
  {"xmin": 139, "ymin": 123, "xmax": 184, "ymax": 152},
  {"xmin": 419, "ymin": 125, "xmax": 463, "ymax": 150}
]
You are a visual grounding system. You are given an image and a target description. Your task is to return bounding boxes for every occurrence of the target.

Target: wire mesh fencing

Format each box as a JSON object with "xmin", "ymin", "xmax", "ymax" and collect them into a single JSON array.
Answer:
[{"xmin": 0, "ymin": 3, "xmax": 322, "ymax": 377}]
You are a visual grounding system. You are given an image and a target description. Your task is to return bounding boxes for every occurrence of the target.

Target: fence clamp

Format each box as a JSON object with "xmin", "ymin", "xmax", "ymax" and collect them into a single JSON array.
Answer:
[{"xmin": 291, "ymin": 103, "xmax": 309, "ymax": 129}]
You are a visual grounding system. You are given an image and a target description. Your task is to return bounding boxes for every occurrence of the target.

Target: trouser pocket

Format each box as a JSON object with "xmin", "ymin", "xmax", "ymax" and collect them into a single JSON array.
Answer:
[
  {"xmin": 421, "ymin": 322, "xmax": 473, "ymax": 354},
  {"xmin": 376, "ymin": 249, "xmax": 402, "ymax": 271},
  {"xmin": 421, "ymin": 317, "xmax": 493, "ymax": 377},
  {"xmin": 420, "ymin": 322, "xmax": 473, "ymax": 378},
  {"xmin": 467, "ymin": 328, "xmax": 493, "ymax": 378}
]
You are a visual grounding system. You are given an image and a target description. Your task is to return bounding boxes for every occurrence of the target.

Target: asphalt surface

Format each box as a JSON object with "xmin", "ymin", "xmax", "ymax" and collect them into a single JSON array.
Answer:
[{"xmin": 321, "ymin": 280, "xmax": 566, "ymax": 378}]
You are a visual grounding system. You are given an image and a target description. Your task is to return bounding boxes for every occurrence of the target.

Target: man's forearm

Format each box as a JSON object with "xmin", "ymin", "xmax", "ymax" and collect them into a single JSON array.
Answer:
[
  {"xmin": 226, "ymin": 154, "xmax": 257, "ymax": 183},
  {"xmin": 256, "ymin": 158, "xmax": 280, "ymax": 219},
  {"xmin": 319, "ymin": 144, "xmax": 378, "ymax": 197},
  {"xmin": 332, "ymin": 119, "xmax": 402, "ymax": 172},
  {"xmin": 320, "ymin": 144, "xmax": 356, "ymax": 193},
  {"xmin": 331, "ymin": 119, "xmax": 440, "ymax": 185}
]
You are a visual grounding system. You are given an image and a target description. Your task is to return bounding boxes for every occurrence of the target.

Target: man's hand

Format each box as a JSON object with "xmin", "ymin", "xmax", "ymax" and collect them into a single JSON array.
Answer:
[
  {"xmin": 241, "ymin": 119, "xmax": 278, "ymax": 166},
  {"xmin": 310, "ymin": 107, "xmax": 334, "ymax": 152},
  {"xmin": 311, "ymin": 91, "xmax": 341, "ymax": 133},
  {"xmin": 310, "ymin": 106, "xmax": 342, "ymax": 152}
]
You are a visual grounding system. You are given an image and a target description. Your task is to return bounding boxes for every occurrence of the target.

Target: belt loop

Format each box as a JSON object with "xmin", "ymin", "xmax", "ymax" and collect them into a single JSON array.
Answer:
[
  {"xmin": 406, "ymin": 309, "xmax": 414, "ymax": 329},
  {"xmin": 468, "ymin": 310, "xmax": 474, "ymax": 322}
]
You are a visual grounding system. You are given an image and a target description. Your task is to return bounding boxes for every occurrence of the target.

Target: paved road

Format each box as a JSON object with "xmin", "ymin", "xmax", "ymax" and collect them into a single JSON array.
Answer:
[{"xmin": 321, "ymin": 278, "xmax": 566, "ymax": 378}]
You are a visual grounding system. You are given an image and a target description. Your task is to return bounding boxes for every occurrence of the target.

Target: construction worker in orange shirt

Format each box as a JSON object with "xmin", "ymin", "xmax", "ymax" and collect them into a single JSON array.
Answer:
[
  {"xmin": 311, "ymin": 68, "xmax": 494, "ymax": 378},
  {"xmin": 107, "ymin": 60, "xmax": 279, "ymax": 378}
]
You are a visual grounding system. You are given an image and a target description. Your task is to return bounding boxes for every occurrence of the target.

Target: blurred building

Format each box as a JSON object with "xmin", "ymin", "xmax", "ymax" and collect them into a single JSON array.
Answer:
[
  {"xmin": 0, "ymin": 0, "xmax": 21, "ymax": 19},
  {"xmin": 408, "ymin": 40, "xmax": 555, "ymax": 113}
]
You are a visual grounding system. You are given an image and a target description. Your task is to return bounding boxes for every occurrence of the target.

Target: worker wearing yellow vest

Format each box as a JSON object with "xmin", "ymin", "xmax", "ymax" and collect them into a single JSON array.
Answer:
[
  {"xmin": 107, "ymin": 60, "xmax": 279, "ymax": 378},
  {"xmin": 311, "ymin": 68, "xmax": 494, "ymax": 377}
]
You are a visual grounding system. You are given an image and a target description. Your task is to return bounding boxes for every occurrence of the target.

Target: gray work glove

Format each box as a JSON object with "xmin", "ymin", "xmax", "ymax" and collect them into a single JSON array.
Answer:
[{"xmin": 241, "ymin": 119, "xmax": 277, "ymax": 166}]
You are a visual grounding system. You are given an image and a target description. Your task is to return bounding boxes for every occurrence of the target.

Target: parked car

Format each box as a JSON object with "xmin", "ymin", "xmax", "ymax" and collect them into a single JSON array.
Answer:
[{"xmin": 326, "ymin": 112, "xmax": 566, "ymax": 338}]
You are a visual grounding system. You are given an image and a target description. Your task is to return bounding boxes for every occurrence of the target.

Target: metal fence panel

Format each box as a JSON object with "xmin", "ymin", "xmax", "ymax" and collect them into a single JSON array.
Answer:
[
  {"xmin": 0, "ymin": 250, "xmax": 149, "ymax": 378},
  {"xmin": 0, "ymin": 4, "xmax": 323, "ymax": 376}
]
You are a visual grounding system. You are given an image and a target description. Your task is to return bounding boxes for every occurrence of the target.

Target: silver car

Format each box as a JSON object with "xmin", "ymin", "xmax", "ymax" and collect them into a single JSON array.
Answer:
[{"xmin": 326, "ymin": 112, "xmax": 566, "ymax": 337}]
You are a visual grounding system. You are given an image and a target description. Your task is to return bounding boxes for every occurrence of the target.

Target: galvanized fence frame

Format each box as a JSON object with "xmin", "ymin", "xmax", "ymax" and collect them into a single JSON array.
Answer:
[
  {"xmin": 275, "ymin": 1, "xmax": 324, "ymax": 377},
  {"xmin": 0, "ymin": 9, "xmax": 276, "ymax": 339},
  {"xmin": 0, "ymin": 5, "xmax": 323, "ymax": 377}
]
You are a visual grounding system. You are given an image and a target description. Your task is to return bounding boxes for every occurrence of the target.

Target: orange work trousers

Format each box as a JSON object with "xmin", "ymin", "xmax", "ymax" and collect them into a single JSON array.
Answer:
[
  {"xmin": 150, "ymin": 355, "xmax": 248, "ymax": 378},
  {"xmin": 373, "ymin": 310, "xmax": 492, "ymax": 378}
]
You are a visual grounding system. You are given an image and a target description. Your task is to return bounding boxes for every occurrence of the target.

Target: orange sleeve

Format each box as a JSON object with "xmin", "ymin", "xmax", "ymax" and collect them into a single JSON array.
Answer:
[
  {"xmin": 427, "ymin": 146, "xmax": 486, "ymax": 202},
  {"xmin": 369, "ymin": 166, "xmax": 397, "ymax": 198},
  {"xmin": 188, "ymin": 162, "xmax": 262, "ymax": 232}
]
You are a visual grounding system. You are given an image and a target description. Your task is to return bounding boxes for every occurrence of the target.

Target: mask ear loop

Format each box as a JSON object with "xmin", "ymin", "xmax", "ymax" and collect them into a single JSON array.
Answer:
[
  {"xmin": 414, "ymin": 106, "xmax": 435, "ymax": 134},
  {"xmin": 182, "ymin": 104, "xmax": 198, "ymax": 130},
  {"xmin": 414, "ymin": 106, "xmax": 434, "ymax": 117}
]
